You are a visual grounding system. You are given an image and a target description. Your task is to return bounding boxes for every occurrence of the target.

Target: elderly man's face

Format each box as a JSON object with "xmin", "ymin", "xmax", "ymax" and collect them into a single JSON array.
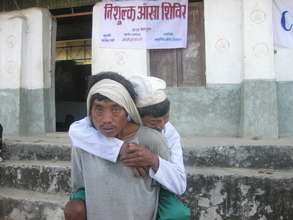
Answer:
[{"xmin": 91, "ymin": 99, "xmax": 128, "ymax": 137}]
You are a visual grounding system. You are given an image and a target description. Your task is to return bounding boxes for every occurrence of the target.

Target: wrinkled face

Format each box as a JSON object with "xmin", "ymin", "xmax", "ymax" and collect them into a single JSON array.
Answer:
[
  {"xmin": 142, "ymin": 113, "xmax": 169, "ymax": 131},
  {"xmin": 90, "ymin": 99, "xmax": 128, "ymax": 137}
]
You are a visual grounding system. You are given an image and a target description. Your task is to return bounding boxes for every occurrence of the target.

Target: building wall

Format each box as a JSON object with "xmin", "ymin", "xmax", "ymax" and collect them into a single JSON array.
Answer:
[
  {"xmin": 91, "ymin": 0, "xmax": 293, "ymax": 138},
  {"xmin": 167, "ymin": 85, "xmax": 241, "ymax": 137},
  {"xmin": 0, "ymin": 8, "xmax": 55, "ymax": 135},
  {"xmin": 160, "ymin": 0, "xmax": 293, "ymax": 138},
  {"xmin": 165, "ymin": 0, "xmax": 243, "ymax": 137},
  {"xmin": 205, "ymin": 0, "xmax": 243, "ymax": 84},
  {"xmin": 0, "ymin": 1, "xmax": 292, "ymax": 137},
  {"xmin": 275, "ymin": 47, "xmax": 293, "ymax": 137},
  {"xmin": 89, "ymin": 0, "xmax": 293, "ymax": 138}
]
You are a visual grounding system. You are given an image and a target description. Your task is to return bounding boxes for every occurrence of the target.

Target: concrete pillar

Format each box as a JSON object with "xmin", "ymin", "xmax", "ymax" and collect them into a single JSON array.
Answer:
[
  {"xmin": 92, "ymin": 2, "xmax": 149, "ymax": 78},
  {"xmin": 204, "ymin": 0, "xmax": 242, "ymax": 85},
  {"xmin": 0, "ymin": 16, "xmax": 25, "ymax": 135},
  {"xmin": 240, "ymin": 0, "xmax": 278, "ymax": 138},
  {"xmin": 0, "ymin": 8, "xmax": 55, "ymax": 136}
]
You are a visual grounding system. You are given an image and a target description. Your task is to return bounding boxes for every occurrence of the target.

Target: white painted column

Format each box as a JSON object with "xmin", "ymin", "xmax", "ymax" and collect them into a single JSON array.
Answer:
[
  {"xmin": 92, "ymin": 3, "xmax": 149, "ymax": 78},
  {"xmin": 0, "ymin": 17, "xmax": 25, "ymax": 134},
  {"xmin": 241, "ymin": 0, "xmax": 278, "ymax": 138},
  {"xmin": 0, "ymin": 17, "xmax": 24, "ymax": 90},
  {"xmin": 242, "ymin": 0, "xmax": 275, "ymax": 80},
  {"xmin": 0, "ymin": 8, "xmax": 55, "ymax": 135},
  {"xmin": 204, "ymin": 0, "xmax": 242, "ymax": 85}
]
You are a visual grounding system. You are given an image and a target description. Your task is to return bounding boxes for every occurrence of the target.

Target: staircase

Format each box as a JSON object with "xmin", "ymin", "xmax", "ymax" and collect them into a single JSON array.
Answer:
[
  {"xmin": 1, "ymin": 134, "xmax": 293, "ymax": 220},
  {"xmin": 0, "ymin": 134, "xmax": 71, "ymax": 220},
  {"xmin": 182, "ymin": 137, "xmax": 293, "ymax": 220}
]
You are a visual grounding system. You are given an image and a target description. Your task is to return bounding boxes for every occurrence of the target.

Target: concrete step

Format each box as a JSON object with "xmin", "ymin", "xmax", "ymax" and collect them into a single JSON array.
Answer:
[
  {"xmin": 0, "ymin": 160, "xmax": 70, "ymax": 194},
  {"xmin": 2, "ymin": 159, "xmax": 293, "ymax": 219},
  {"xmin": 5, "ymin": 140, "xmax": 293, "ymax": 170},
  {"xmin": 183, "ymin": 166, "xmax": 293, "ymax": 220},
  {"xmin": 2, "ymin": 140, "xmax": 71, "ymax": 161},
  {"xmin": 0, "ymin": 187, "xmax": 66, "ymax": 220},
  {"xmin": 3, "ymin": 135, "xmax": 293, "ymax": 170},
  {"xmin": 183, "ymin": 137, "xmax": 293, "ymax": 169}
]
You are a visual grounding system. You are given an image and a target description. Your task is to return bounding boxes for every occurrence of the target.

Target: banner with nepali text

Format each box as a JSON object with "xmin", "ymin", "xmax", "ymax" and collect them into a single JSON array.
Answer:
[
  {"xmin": 273, "ymin": 0, "xmax": 293, "ymax": 48},
  {"xmin": 98, "ymin": 0, "xmax": 188, "ymax": 49}
]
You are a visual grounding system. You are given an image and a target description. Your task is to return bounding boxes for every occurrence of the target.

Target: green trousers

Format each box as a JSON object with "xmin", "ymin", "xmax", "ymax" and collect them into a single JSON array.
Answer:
[{"xmin": 157, "ymin": 188, "xmax": 191, "ymax": 220}]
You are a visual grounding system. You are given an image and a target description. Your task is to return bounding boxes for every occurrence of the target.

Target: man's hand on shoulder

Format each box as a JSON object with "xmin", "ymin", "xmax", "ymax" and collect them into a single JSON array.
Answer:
[{"xmin": 119, "ymin": 143, "xmax": 159, "ymax": 173}]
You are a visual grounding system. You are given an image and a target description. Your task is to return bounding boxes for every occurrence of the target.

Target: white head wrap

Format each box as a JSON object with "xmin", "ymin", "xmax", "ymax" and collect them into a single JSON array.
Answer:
[
  {"xmin": 128, "ymin": 75, "xmax": 167, "ymax": 108},
  {"xmin": 86, "ymin": 79, "xmax": 142, "ymax": 125}
]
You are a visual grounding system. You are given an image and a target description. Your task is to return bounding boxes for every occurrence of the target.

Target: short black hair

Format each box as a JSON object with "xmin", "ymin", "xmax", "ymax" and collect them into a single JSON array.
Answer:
[
  {"xmin": 88, "ymin": 72, "xmax": 137, "ymax": 112},
  {"xmin": 138, "ymin": 98, "xmax": 170, "ymax": 118}
]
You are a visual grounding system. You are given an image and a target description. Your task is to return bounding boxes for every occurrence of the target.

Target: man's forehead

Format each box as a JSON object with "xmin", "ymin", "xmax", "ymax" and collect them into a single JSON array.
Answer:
[
  {"xmin": 143, "ymin": 114, "xmax": 169, "ymax": 120},
  {"xmin": 93, "ymin": 99, "xmax": 121, "ymax": 107}
]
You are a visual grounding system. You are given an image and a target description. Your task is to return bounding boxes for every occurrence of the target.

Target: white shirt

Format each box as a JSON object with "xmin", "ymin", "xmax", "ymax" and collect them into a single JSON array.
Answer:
[{"xmin": 69, "ymin": 117, "xmax": 186, "ymax": 195}]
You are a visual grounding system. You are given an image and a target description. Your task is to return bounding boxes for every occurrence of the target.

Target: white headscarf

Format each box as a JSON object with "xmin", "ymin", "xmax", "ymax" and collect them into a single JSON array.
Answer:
[{"xmin": 87, "ymin": 79, "xmax": 142, "ymax": 125}]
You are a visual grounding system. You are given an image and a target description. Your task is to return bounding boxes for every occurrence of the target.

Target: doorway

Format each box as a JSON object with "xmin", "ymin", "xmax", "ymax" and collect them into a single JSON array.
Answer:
[{"xmin": 50, "ymin": 6, "xmax": 92, "ymax": 132}]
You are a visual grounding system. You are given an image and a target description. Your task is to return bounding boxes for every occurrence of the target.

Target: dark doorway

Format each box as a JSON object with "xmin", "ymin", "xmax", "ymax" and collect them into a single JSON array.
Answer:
[{"xmin": 51, "ymin": 6, "xmax": 92, "ymax": 131}]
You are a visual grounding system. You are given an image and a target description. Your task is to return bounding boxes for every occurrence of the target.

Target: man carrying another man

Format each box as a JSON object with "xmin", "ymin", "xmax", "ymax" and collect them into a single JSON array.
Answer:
[
  {"xmin": 65, "ymin": 72, "xmax": 188, "ymax": 219},
  {"xmin": 65, "ymin": 72, "xmax": 169, "ymax": 220}
]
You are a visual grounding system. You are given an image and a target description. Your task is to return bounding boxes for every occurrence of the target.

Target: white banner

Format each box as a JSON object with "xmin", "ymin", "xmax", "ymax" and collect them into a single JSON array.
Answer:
[
  {"xmin": 98, "ymin": 0, "xmax": 188, "ymax": 49},
  {"xmin": 273, "ymin": 0, "xmax": 293, "ymax": 48}
]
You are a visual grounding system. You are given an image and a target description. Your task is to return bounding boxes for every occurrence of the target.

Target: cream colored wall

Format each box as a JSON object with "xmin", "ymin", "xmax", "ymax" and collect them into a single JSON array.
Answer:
[
  {"xmin": 204, "ymin": 0, "xmax": 243, "ymax": 84},
  {"xmin": 275, "ymin": 47, "xmax": 293, "ymax": 82},
  {"xmin": 0, "ymin": 8, "xmax": 53, "ymax": 89},
  {"xmin": 204, "ymin": 0, "xmax": 293, "ymax": 84}
]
